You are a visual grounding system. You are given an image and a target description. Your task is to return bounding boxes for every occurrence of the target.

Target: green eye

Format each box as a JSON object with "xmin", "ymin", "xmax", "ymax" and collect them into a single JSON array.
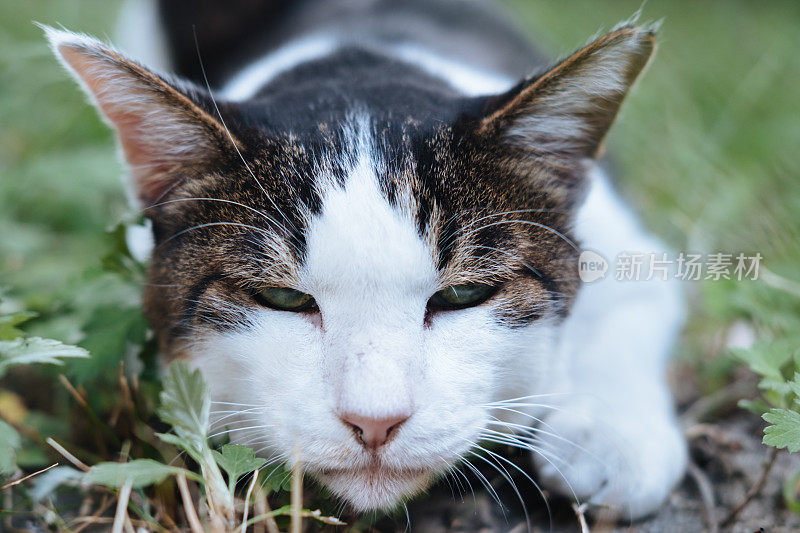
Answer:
[
  {"xmin": 428, "ymin": 284, "xmax": 497, "ymax": 310},
  {"xmin": 254, "ymin": 287, "xmax": 316, "ymax": 312}
]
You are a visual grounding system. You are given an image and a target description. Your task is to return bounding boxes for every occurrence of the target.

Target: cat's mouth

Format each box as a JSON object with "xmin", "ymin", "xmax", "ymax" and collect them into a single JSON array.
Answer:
[
  {"xmin": 312, "ymin": 462, "xmax": 435, "ymax": 511},
  {"xmin": 320, "ymin": 465, "xmax": 428, "ymax": 477}
]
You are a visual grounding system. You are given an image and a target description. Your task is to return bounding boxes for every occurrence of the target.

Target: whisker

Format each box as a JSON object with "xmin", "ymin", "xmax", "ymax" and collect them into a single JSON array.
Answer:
[
  {"xmin": 485, "ymin": 418, "xmax": 581, "ymax": 450},
  {"xmin": 460, "ymin": 456, "xmax": 506, "ymax": 514},
  {"xmin": 438, "ymin": 208, "xmax": 565, "ymax": 251},
  {"xmin": 144, "ymin": 197, "xmax": 296, "ymax": 249},
  {"xmin": 209, "ymin": 415, "xmax": 266, "ymax": 431},
  {"xmin": 479, "ymin": 433, "xmax": 579, "ymax": 506},
  {"xmin": 192, "ymin": 30, "xmax": 299, "ymax": 236},
  {"xmin": 457, "ymin": 244, "xmax": 543, "ymax": 278},
  {"xmin": 467, "ymin": 448, "xmax": 533, "ymax": 531},
  {"xmin": 207, "ymin": 424, "xmax": 273, "ymax": 441},
  {"xmin": 483, "ymin": 392, "xmax": 576, "ymax": 405},
  {"xmin": 211, "ymin": 401, "xmax": 262, "ymax": 407},
  {"xmin": 157, "ymin": 221, "xmax": 279, "ymax": 249},
  {"xmin": 209, "ymin": 406, "xmax": 263, "ymax": 420}
]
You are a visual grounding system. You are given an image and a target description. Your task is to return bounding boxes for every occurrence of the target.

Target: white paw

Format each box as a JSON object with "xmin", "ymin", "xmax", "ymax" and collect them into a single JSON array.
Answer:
[{"xmin": 532, "ymin": 405, "xmax": 687, "ymax": 520}]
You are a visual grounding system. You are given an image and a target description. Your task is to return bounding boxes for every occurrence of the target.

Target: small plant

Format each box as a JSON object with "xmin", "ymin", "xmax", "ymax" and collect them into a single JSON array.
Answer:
[
  {"xmin": 75, "ymin": 361, "xmax": 344, "ymax": 531},
  {"xmin": 735, "ymin": 331, "xmax": 800, "ymax": 514},
  {"xmin": 2, "ymin": 346, "xmax": 344, "ymax": 531},
  {"xmin": 0, "ymin": 220, "xmax": 345, "ymax": 531},
  {"xmin": 0, "ymin": 306, "xmax": 89, "ymax": 476},
  {"xmin": 735, "ymin": 336, "xmax": 800, "ymax": 452}
]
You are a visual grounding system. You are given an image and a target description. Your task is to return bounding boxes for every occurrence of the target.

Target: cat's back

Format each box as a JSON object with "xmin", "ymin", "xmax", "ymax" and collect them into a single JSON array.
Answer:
[{"xmin": 122, "ymin": 0, "xmax": 544, "ymax": 95}]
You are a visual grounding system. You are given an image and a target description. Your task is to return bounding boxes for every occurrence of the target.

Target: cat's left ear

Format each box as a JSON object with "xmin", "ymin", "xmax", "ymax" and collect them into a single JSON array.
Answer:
[
  {"xmin": 477, "ymin": 24, "xmax": 656, "ymax": 163},
  {"xmin": 43, "ymin": 26, "xmax": 239, "ymax": 206}
]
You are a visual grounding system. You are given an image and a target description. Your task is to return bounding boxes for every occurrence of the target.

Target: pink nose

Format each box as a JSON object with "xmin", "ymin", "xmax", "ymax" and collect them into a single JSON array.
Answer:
[{"xmin": 340, "ymin": 413, "xmax": 410, "ymax": 450}]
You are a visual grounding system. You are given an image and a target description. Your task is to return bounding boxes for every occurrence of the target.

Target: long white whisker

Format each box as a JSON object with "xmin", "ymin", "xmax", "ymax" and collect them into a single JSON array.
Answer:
[
  {"xmin": 460, "ymin": 456, "xmax": 506, "ymax": 514},
  {"xmin": 479, "ymin": 433, "xmax": 579, "ymax": 506},
  {"xmin": 485, "ymin": 419, "xmax": 584, "ymax": 451},
  {"xmin": 467, "ymin": 448, "xmax": 533, "ymax": 531},
  {"xmin": 207, "ymin": 424, "xmax": 274, "ymax": 440},
  {"xmin": 458, "ymin": 244, "xmax": 543, "ymax": 278},
  {"xmin": 483, "ymin": 392, "xmax": 576, "ymax": 405},
  {"xmin": 144, "ymin": 197, "xmax": 295, "ymax": 247},
  {"xmin": 158, "ymin": 221, "xmax": 279, "ymax": 248},
  {"xmin": 192, "ymin": 31, "xmax": 299, "ymax": 236}
]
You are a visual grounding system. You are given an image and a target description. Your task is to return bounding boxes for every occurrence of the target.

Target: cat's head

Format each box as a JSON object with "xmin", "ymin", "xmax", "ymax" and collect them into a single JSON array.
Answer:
[{"xmin": 46, "ymin": 24, "xmax": 655, "ymax": 511}]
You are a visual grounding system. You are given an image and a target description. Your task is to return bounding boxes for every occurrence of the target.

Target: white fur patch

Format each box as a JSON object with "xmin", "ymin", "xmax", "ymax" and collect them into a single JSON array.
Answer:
[
  {"xmin": 221, "ymin": 35, "xmax": 338, "ymax": 100},
  {"xmin": 219, "ymin": 35, "xmax": 515, "ymax": 101},
  {"xmin": 387, "ymin": 43, "xmax": 514, "ymax": 96},
  {"xmin": 534, "ymin": 166, "xmax": 687, "ymax": 519}
]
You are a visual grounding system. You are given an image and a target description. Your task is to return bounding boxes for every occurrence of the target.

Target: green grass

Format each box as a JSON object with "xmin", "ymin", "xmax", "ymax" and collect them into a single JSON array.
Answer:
[{"xmin": 1, "ymin": 0, "xmax": 799, "ymax": 529}]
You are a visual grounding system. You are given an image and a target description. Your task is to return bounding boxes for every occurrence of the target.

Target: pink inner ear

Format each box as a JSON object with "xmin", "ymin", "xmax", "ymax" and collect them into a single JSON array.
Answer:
[
  {"xmin": 58, "ymin": 44, "xmax": 206, "ymax": 205},
  {"xmin": 112, "ymin": 112, "xmax": 176, "ymax": 204}
]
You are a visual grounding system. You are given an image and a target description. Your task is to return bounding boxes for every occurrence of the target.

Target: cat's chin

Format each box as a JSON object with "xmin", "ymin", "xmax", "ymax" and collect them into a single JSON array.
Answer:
[{"xmin": 314, "ymin": 466, "xmax": 434, "ymax": 512}]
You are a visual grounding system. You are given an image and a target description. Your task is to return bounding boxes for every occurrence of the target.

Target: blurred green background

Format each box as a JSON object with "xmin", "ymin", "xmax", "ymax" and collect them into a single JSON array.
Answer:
[{"xmin": 1, "ymin": 0, "xmax": 799, "ymax": 389}]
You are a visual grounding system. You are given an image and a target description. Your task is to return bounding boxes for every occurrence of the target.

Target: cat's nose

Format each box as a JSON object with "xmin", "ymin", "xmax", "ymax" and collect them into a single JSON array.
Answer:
[{"xmin": 339, "ymin": 412, "xmax": 410, "ymax": 450}]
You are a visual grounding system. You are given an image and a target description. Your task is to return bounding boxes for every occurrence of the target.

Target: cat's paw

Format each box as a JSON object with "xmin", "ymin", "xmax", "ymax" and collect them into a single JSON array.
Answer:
[{"xmin": 532, "ymin": 405, "xmax": 686, "ymax": 520}]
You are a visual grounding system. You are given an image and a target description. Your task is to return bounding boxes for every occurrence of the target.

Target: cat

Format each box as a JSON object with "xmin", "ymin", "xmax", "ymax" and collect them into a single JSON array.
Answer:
[{"xmin": 45, "ymin": 0, "xmax": 686, "ymax": 521}]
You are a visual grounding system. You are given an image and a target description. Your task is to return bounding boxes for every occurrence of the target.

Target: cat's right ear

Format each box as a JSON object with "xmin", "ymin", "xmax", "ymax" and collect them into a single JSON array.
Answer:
[{"xmin": 43, "ymin": 25, "xmax": 240, "ymax": 206}]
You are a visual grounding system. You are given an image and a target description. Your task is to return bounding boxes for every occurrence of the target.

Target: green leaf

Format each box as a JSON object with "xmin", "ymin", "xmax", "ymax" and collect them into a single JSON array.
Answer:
[
  {"xmin": 157, "ymin": 362, "xmax": 234, "ymax": 515},
  {"xmin": 157, "ymin": 362, "xmax": 209, "ymax": 448},
  {"xmin": 85, "ymin": 459, "xmax": 195, "ymax": 489},
  {"xmin": 733, "ymin": 343, "xmax": 792, "ymax": 382},
  {"xmin": 155, "ymin": 432, "xmax": 203, "ymax": 463},
  {"xmin": 212, "ymin": 444, "xmax": 266, "ymax": 490},
  {"xmin": 0, "ymin": 311, "xmax": 37, "ymax": 340},
  {"xmin": 69, "ymin": 304, "xmax": 146, "ymax": 383},
  {"xmin": 739, "ymin": 398, "xmax": 771, "ymax": 416},
  {"xmin": 31, "ymin": 466, "xmax": 83, "ymax": 501},
  {"xmin": 763, "ymin": 408, "xmax": 800, "ymax": 452},
  {"xmin": 0, "ymin": 337, "xmax": 89, "ymax": 377},
  {"xmin": 261, "ymin": 463, "xmax": 293, "ymax": 494},
  {"xmin": 0, "ymin": 419, "xmax": 21, "ymax": 475},
  {"xmin": 760, "ymin": 377, "xmax": 794, "ymax": 396},
  {"xmin": 789, "ymin": 373, "xmax": 800, "ymax": 402},
  {"xmin": 101, "ymin": 220, "xmax": 145, "ymax": 281}
]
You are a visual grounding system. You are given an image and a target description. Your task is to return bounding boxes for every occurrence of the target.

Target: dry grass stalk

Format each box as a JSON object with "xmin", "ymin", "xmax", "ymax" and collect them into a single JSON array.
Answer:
[
  {"xmin": 687, "ymin": 460, "xmax": 718, "ymax": 533},
  {"xmin": 571, "ymin": 503, "xmax": 590, "ymax": 533},
  {"xmin": 240, "ymin": 468, "xmax": 261, "ymax": 533},
  {"xmin": 291, "ymin": 459, "xmax": 303, "ymax": 533},
  {"xmin": 58, "ymin": 374, "xmax": 88, "ymax": 407},
  {"xmin": 46, "ymin": 437, "xmax": 89, "ymax": 471},
  {"xmin": 0, "ymin": 463, "xmax": 58, "ymax": 491},
  {"xmin": 720, "ymin": 447, "xmax": 780, "ymax": 527},
  {"xmin": 177, "ymin": 472, "xmax": 204, "ymax": 533},
  {"xmin": 111, "ymin": 481, "xmax": 132, "ymax": 533},
  {"xmin": 255, "ymin": 484, "xmax": 279, "ymax": 533}
]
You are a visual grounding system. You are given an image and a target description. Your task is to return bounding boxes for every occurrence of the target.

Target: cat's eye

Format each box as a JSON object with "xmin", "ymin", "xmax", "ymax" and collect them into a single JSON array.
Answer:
[
  {"xmin": 254, "ymin": 287, "xmax": 317, "ymax": 312},
  {"xmin": 428, "ymin": 284, "xmax": 497, "ymax": 310}
]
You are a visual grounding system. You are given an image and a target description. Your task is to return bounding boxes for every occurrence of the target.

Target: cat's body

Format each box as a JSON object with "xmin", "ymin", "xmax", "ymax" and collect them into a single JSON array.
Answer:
[{"xmin": 47, "ymin": 0, "xmax": 686, "ymax": 521}]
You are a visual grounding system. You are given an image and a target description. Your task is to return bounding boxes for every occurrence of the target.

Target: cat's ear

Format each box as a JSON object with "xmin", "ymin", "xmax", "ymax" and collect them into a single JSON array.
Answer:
[
  {"xmin": 43, "ymin": 26, "xmax": 239, "ymax": 206},
  {"xmin": 478, "ymin": 24, "xmax": 656, "ymax": 162}
]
